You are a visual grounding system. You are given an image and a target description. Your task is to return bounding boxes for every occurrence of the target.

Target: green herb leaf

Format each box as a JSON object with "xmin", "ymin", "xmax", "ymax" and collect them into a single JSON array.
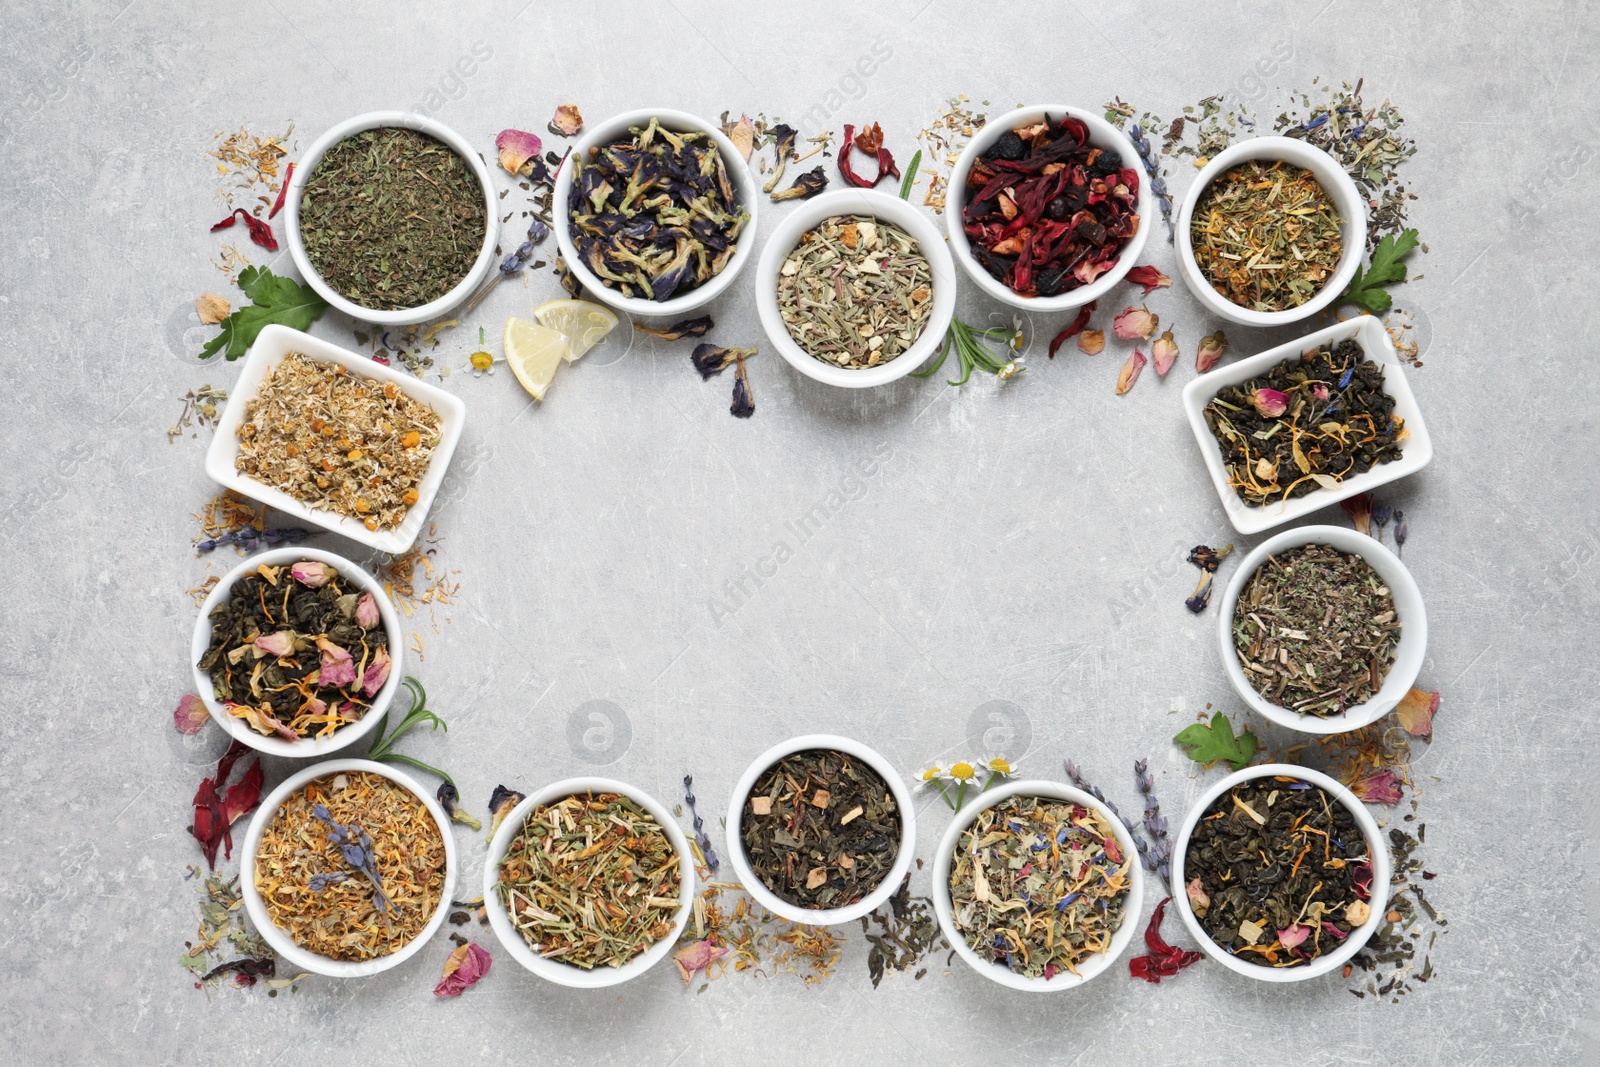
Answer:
[
  {"xmin": 1173, "ymin": 711, "xmax": 1258, "ymax": 770},
  {"xmin": 898, "ymin": 149, "xmax": 922, "ymax": 200},
  {"xmin": 1339, "ymin": 228, "xmax": 1420, "ymax": 315},
  {"xmin": 200, "ymin": 266, "xmax": 329, "ymax": 360}
]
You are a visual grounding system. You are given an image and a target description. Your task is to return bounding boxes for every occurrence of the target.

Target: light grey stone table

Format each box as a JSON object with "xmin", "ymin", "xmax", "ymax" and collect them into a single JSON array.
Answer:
[{"xmin": 2, "ymin": 1, "xmax": 1595, "ymax": 1063}]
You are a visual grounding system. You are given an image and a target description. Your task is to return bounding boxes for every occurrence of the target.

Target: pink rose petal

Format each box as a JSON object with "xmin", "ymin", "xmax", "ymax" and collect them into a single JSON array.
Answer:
[
  {"xmin": 361, "ymin": 646, "xmax": 392, "ymax": 698},
  {"xmin": 495, "ymin": 128, "xmax": 543, "ymax": 176},
  {"xmin": 1395, "ymin": 688, "xmax": 1440, "ymax": 738},
  {"xmin": 174, "ymin": 694, "xmax": 209, "ymax": 734},
  {"xmin": 253, "ymin": 631, "xmax": 296, "ymax": 657},
  {"xmin": 673, "ymin": 939, "xmax": 729, "ymax": 984},
  {"xmin": 549, "ymin": 104, "xmax": 583, "ymax": 138},
  {"xmin": 1115, "ymin": 349, "xmax": 1147, "ymax": 395},
  {"xmin": 355, "ymin": 592, "xmax": 380, "ymax": 630},
  {"xmin": 1352, "ymin": 769, "xmax": 1404, "ymax": 805},
  {"xmin": 314, "ymin": 637, "xmax": 357, "ymax": 689},
  {"xmin": 1277, "ymin": 923, "xmax": 1311, "ymax": 950},
  {"xmin": 433, "ymin": 942, "xmax": 492, "ymax": 997}
]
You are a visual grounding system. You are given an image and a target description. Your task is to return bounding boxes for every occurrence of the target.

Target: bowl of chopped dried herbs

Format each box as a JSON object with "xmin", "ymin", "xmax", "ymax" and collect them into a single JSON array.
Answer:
[
  {"xmin": 946, "ymin": 105, "xmax": 1152, "ymax": 312},
  {"xmin": 755, "ymin": 189, "xmax": 956, "ymax": 388},
  {"xmin": 203, "ymin": 323, "xmax": 466, "ymax": 554},
  {"xmin": 286, "ymin": 111, "xmax": 498, "ymax": 325},
  {"xmin": 1176, "ymin": 136, "xmax": 1365, "ymax": 326},
  {"xmin": 726, "ymin": 734, "xmax": 917, "ymax": 926},
  {"xmin": 1170, "ymin": 764, "xmax": 1390, "ymax": 982},
  {"xmin": 240, "ymin": 759, "xmax": 457, "ymax": 977},
  {"xmin": 191, "ymin": 546, "xmax": 404, "ymax": 757},
  {"xmin": 1218, "ymin": 525, "xmax": 1426, "ymax": 736},
  {"xmin": 1180, "ymin": 314, "xmax": 1432, "ymax": 535},
  {"xmin": 483, "ymin": 777, "xmax": 695, "ymax": 988},
  {"xmin": 931, "ymin": 779, "xmax": 1143, "ymax": 991},
  {"xmin": 553, "ymin": 108, "xmax": 758, "ymax": 317}
]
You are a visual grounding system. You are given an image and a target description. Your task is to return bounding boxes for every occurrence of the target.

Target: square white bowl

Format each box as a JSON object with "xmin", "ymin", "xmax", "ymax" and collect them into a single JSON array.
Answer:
[
  {"xmin": 204, "ymin": 323, "xmax": 466, "ymax": 554},
  {"xmin": 1180, "ymin": 314, "xmax": 1432, "ymax": 536}
]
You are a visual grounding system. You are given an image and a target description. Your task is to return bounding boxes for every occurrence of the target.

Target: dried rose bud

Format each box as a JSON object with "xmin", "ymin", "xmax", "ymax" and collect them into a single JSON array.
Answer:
[
  {"xmin": 1195, "ymin": 330, "xmax": 1227, "ymax": 372},
  {"xmin": 1113, "ymin": 305, "xmax": 1158, "ymax": 340},
  {"xmin": 1185, "ymin": 877, "xmax": 1210, "ymax": 917},
  {"xmin": 290, "ymin": 561, "xmax": 333, "ymax": 587},
  {"xmin": 253, "ymin": 631, "xmax": 297, "ymax": 658},
  {"xmin": 1151, "ymin": 328, "xmax": 1179, "ymax": 377},
  {"xmin": 1249, "ymin": 387, "xmax": 1289, "ymax": 417},
  {"xmin": 1313, "ymin": 383, "xmax": 1330, "ymax": 400}
]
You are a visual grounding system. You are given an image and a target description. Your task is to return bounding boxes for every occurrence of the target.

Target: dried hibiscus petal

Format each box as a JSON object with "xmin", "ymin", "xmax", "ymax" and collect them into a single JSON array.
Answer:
[
  {"xmin": 1046, "ymin": 302, "xmax": 1095, "ymax": 359},
  {"xmin": 209, "ymin": 209, "xmax": 278, "ymax": 252},
  {"xmin": 1127, "ymin": 897, "xmax": 1204, "ymax": 983},
  {"xmin": 190, "ymin": 739, "xmax": 261, "ymax": 868},
  {"xmin": 267, "ymin": 161, "xmax": 295, "ymax": 220},
  {"xmin": 838, "ymin": 123, "xmax": 899, "ymax": 189},
  {"xmin": 1125, "ymin": 264, "xmax": 1171, "ymax": 295}
]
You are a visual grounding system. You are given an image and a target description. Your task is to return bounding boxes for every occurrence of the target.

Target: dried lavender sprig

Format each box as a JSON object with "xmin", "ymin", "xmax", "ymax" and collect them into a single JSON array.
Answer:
[
  {"xmin": 682, "ymin": 774, "xmax": 719, "ymax": 873},
  {"xmin": 1372, "ymin": 502, "xmax": 1394, "ymax": 544},
  {"xmin": 195, "ymin": 526, "xmax": 310, "ymax": 554},
  {"xmin": 1126, "ymin": 123, "xmax": 1174, "ymax": 242},
  {"xmin": 1393, "ymin": 510, "xmax": 1409, "ymax": 556},
  {"xmin": 1133, "ymin": 759, "xmax": 1172, "ymax": 883},
  {"xmin": 311, "ymin": 804, "xmax": 392, "ymax": 912}
]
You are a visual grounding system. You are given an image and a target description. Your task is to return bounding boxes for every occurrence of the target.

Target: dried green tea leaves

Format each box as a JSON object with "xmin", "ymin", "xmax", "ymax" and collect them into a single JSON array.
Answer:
[
  {"xmin": 1184, "ymin": 777, "xmax": 1373, "ymax": 968},
  {"xmin": 1202, "ymin": 338, "xmax": 1404, "ymax": 507},
  {"xmin": 1191, "ymin": 159, "xmax": 1343, "ymax": 313},
  {"xmin": 496, "ymin": 792, "xmax": 681, "ymax": 970},
  {"xmin": 1233, "ymin": 544, "xmax": 1400, "ymax": 716},
  {"xmin": 300, "ymin": 127, "xmax": 487, "ymax": 311},
  {"xmin": 742, "ymin": 750, "xmax": 901, "ymax": 910},
  {"xmin": 778, "ymin": 214, "xmax": 934, "ymax": 369},
  {"xmin": 948, "ymin": 795, "xmax": 1132, "ymax": 979}
]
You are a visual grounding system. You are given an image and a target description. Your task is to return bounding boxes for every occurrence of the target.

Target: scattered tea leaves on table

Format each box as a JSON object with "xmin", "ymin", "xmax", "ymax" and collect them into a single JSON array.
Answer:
[
  {"xmin": 167, "ymin": 384, "xmax": 229, "ymax": 443},
  {"xmin": 742, "ymin": 749, "xmax": 901, "ymax": 910},
  {"xmin": 1173, "ymin": 711, "xmax": 1258, "ymax": 770},
  {"xmin": 199, "ymin": 266, "xmax": 328, "ymax": 360},
  {"xmin": 859, "ymin": 875, "xmax": 947, "ymax": 987}
]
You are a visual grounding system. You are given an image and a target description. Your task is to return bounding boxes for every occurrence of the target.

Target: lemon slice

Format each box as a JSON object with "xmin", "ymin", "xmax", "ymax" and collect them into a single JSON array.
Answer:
[
  {"xmin": 535, "ymin": 299, "xmax": 619, "ymax": 362},
  {"xmin": 503, "ymin": 317, "xmax": 569, "ymax": 401}
]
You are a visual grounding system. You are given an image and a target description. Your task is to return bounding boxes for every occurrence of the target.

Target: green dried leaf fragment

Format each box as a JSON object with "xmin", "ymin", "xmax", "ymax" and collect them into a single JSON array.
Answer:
[{"xmin": 1173, "ymin": 712, "xmax": 1259, "ymax": 770}]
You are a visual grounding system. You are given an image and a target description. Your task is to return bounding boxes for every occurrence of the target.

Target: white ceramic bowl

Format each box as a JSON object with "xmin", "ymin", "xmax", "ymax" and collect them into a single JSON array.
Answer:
[
  {"xmin": 931, "ymin": 779, "xmax": 1145, "ymax": 992},
  {"xmin": 204, "ymin": 322, "xmax": 467, "ymax": 554},
  {"xmin": 553, "ymin": 108, "xmax": 758, "ymax": 317},
  {"xmin": 755, "ymin": 189, "xmax": 956, "ymax": 389},
  {"xmin": 190, "ymin": 546, "xmax": 404, "ymax": 757},
  {"xmin": 1175, "ymin": 136, "xmax": 1366, "ymax": 327},
  {"xmin": 1181, "ymin": 313, "xmax": 1433, "ymax": 535},
  {"xmin": 725, "ymin": 734, "xmax": 916, "ymax": 925},
  {"xmin": 1169, "ymin": 764, "xmax": 1392, "ymax": 983},
  {"xmin": 239, "ymin": 759, "xmax": 458, "ymax": 978},
  {"xmin": 945, "ymin": 105, "xmax": 1152, "ymax": 313},
  {"xmin": 483, "ymin": 777, "xmax": 695, "ymax": 988},
  {"xmin": 1218, "ymin": 524, "xmax": 1426, "ymax": 735},
  {"xmin": 285, "ymin": 111, "xmax": 499, "ymax": 326}
]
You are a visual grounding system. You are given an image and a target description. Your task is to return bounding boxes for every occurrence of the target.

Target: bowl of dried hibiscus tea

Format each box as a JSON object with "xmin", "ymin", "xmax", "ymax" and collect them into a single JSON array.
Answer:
[
  {"xmin": 946, "ymin": 105, "xmax": 1151, "ymax": 312},
  {"xmin": 191, "ymin": 547, "xmax": 403, "ymax": 758},
  {"xmin": 1170, "ymin": 764, "xmax": 1391, "ymax": 982},
  {"xmin": 241, "ymin": 759, "xmax": 457, "ymax": 977}
]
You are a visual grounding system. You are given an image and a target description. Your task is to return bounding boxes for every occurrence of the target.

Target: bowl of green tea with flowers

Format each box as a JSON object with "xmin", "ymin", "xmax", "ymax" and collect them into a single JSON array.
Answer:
[{"xmin": 191, "ymin": 547, "xmax": 403, "ymax": 757}]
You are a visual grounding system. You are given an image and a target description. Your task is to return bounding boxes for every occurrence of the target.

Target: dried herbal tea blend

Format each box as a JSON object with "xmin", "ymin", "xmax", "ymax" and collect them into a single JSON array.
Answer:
[
  {"xmin": 198, "ymin": 559, "xmax": 391, "ymax": 740},
  {"xmin": 741, "ymin": 749, "xmax": 901, "ymax": 910},
  {"xmin": 959, "ymin": 113, "xmax": 1140, "ymax": 297},
  {"xmin": 1190, "ymin": 159, "xmax": 1343, "ymax": 312},
  {"xmin": 1184, "ymin": 776, "xmax": 1374, "ymax": 968},
  {"xmin": 235, "ymin": 353, "xmax": 442, "ymax": 531},
  {"xmin": 496, "ymin": 792, "xmax": 681, "ymax": 969},
  {"xmin": 948, "ymin": 795, "xmax": 1132, "ymax": 979},
  {"xmin": 255, "ymin": 771, "xmax": 446, "ymax": 961},
  {"xmin": 1203, "ymin": 338, "xmax": 1404, "ymax": 507},
  {"xmin": 1233, "ymin": 544, "xmax": 1399, "ymax": 716},
  {"xmin": 299, "ymin": 127, "xmax": 487, "ymax": 310},
  {"xmin": 777, "ymin": 214, "xmax": 933, "ymax": 368},
  {"xmin": 568, "ymin": 118, "xmax": 750, "ymax": 302}
]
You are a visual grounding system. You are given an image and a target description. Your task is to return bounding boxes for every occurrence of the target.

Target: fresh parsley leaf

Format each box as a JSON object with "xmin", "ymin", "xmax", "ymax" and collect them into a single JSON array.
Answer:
[
  {"xmin": 200, "ymin": 266, "xmax": 329, "ymax": 360},
  {"xmin": 1173, "ymin": 711, "xmax": 1259, "ymax": 770},
  {"xmin": 1338, "ymin": 228, "xmax": 1420, "ymax": 315}
]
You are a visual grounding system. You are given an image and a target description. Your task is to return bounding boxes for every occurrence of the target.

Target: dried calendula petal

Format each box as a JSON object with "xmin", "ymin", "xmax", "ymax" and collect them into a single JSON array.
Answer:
[{"xmin": 196, "ymin": 293, "xmax": 231, "ymax": 325}]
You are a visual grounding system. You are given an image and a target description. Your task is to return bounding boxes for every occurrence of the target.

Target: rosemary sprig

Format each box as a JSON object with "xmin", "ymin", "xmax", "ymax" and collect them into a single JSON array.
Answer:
[
  {"xmin": 898, "ymin": 149, "xmax": 922, "ymax": 200},
  {"xmin": 365, "ymin": 676, "xmax": 454, "ymax": 786},
  {"xmin": 910, "ymin": 316, "xmax": 1022, "ymax": 385}
]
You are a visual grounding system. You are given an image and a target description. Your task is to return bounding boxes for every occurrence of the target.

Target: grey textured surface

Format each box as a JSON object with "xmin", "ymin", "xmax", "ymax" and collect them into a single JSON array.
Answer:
[{"xmin": 2, "ymin": 1, "xmax": 1596, "ymax": 1064}]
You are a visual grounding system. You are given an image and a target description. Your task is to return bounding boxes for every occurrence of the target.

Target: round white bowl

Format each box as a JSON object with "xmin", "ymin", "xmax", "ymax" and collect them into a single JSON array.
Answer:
[
  {"xmin": 191, "ymin": 546, "xmax": 405, "ymax": 757},
  {"xmin": 945, "ymin": 105, "xmax": 1153, "ymax": 313},
  {"xmin": 553, "ymin": 108, "xmax": 758, "ymax": 318},
  {"xmin": 1219, "ymin": 524, "xmax": 1426, "ymax": 735},
  {"xmin": 1169, "ymin": 763, "xmax": 1392, "ymax": 983},
  {"xmin": 725, "ymin": 734, "xmax": 916, "ymax": 925},
  {"xmin": 239, "ymin": 758, "xmax": 458, "ymax": 978},
  {"xmin": 1175, "ymin": 136, "xmax": 1367, "ymax": 327},
  {"xmin": 931, "ymin": 779, "xmax": 1145, "ymax": 992},
  {"xmin": 755, "ymin": 188, "xmax": 956, "ymax": 389},
  {"xmin": 483, "ymin": 777, "xmax": 695, "ymax": 988},
  {"xmin": 285, "ymin": 111, "xmax": 499, "ymax": 327}
]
